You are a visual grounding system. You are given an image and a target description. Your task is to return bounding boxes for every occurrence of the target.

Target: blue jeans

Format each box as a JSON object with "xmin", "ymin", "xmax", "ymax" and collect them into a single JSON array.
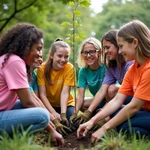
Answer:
[
  {"xmin": 53, "ymin": 106, "xmax": 74, "ymax": 120},
  {"xmin": 111, "ymin": 106, "xmax": 150, "ymax": 137},
  {"xmin": 123, "ymin": 96, "xmax": 132, "ymax": 105},
  {"xmin": 0, "ymin": 100, "xmax": 50, "ymax": 135}
]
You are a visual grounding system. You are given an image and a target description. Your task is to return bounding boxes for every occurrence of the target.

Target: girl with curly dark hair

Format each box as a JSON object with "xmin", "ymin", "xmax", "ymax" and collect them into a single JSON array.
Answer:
[{"xmin": 0, "ymin": 23, "xmax": 64, "ymax": 146}]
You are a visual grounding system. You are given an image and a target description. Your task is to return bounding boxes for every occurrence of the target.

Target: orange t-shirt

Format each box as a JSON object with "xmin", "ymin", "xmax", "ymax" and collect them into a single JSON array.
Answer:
[{"xmin": 119, "ymin": 59, "xmax": 150, "ymax": 110}]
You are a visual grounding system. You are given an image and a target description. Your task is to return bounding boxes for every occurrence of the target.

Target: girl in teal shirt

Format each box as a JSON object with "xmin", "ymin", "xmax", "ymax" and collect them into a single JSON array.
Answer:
[{"xmin": 70, "ymin": 37, "xmax": 106, "ymax": 126}]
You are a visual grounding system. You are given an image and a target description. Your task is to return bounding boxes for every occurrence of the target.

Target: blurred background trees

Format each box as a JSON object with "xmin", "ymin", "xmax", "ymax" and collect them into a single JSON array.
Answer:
[{"xmin": 1, "ymin": 0, "xmax": 150, "ymax": 66}]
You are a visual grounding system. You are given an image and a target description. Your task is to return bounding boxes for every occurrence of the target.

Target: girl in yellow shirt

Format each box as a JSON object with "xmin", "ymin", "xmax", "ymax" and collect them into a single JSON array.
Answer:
[{"xmin": 37, "ymin": 38, "xmax": 75, "ymax": 135}]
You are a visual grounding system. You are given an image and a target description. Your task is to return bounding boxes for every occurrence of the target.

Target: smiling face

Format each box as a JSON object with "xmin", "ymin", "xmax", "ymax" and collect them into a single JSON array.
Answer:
[
  {"xmin": 25, "ymin": 38, "xmax": 43, "ymax": 66},
  {"xmin": 117, "ymin": 37, "xmax": 137, "ymax": 62},
  {"xmin": 82, "ymin": 43, "xmax": 99, "ymax": 69},
  {"xmin": 103, "ymin": 40, "xmax": 117, "ymax": 61},
  {"xmin": 51, "ymin": 47, "xmax": 70, "ymax": 71}
]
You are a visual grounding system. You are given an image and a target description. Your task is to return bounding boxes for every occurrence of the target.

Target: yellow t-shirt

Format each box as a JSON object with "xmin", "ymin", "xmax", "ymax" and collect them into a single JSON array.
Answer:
[{"xmin": 37, "ymin": 62, "xmax": 75, "ymax": 107}]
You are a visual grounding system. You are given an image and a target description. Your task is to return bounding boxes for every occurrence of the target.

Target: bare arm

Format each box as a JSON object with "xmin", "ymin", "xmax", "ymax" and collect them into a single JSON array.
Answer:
[
  {"xmin": 60, "ymin": 86, "xmax": 71, "ymax": 113},
  {"xmin": 75, "ymin": 88, "xmax": 85, "ymax": 113},
  {"xmin": 103, "ymin": 97, "xmax": 145, "ymax": 131},
  {"xmin": 16, "ymin": 88, "xmax": 36, "ymax": 107},
  {"xmin": 77, "ymin": 93, "xmax": 127, "ymax": 138},
  {"xmin": 90, "ymin": 96, "xmax": 146, "ymax": 143},
  {"xmin": 88, "ymin": 84, "xmax": 109, "ymax": 112},
  {"xmin": 91, "ymin": 93, "xmax": 127, "ymax": 124},
  {"xmin": 39, "ymin": 85, "xmax": 56, "ymax": 114}
]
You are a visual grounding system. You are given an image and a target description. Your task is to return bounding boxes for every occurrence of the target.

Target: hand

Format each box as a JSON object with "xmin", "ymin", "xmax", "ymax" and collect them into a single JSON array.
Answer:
[
  {"xmin": 73, "ymin": 110, "xmax": 92, "ymax": 127},
  {"xmin": 52, "ymin": 111, "xmax": 61, "ymax": 121},
  {"xmin": 69, "ymin": 113, "xmax": 77, "ymax": 124},
  {"xmin": 51, "ymin": 129, "xmax": 65, "ymax": 146},
  {"xmin": 77, "ymin": 120, "xmax": 94, "ymax": 138},
  {"xmin": 91, "ymin": 126, "xmax": 107, "ymax": 144},
  {"xmin": 91, "ymin": 119, "xmax": 106, "ymax": 131},
  {"xmin": 69, "ymin": 113, "xmax": 77, "ymax": 131},
  {"xmin": 60, "ymin": 113, "xmax": 70, "ymax": 127},
  {"xmin": 53, "ymin": 119, "xmax": 72, "ymax": 136}
]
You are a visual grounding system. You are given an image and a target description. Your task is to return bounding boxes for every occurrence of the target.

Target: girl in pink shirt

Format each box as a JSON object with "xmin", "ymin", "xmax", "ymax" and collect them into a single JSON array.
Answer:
[{"xmin": 0, "ymin": 23, "xmax": 64, "ymax": 146}]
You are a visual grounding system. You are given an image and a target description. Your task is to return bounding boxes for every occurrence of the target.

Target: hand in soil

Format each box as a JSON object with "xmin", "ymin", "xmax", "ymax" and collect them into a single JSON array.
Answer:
[
  {"xmin": 60, "ymin": 113, "xmax": 70, "ymax": 127},
  {"xmin": 51, "ymin": 129, "xmax": 65, "ymax": 147},
  {"xmin": 73, "ymin": 110, "xmax": 92, "ymax": 127},
  {"xmin": 91, "ymin": 126, "xmax": 107, "ymax": 143},
  {"xmin": 77, "ymin": 120, "xmax": 94, "ymax": 138},
  {"xmin": 53, "ymin": 119, "xmax": 72, "ymax": 136},
  {"xmin": 91, "ymin": 119, "xmax": 106, "ymax": 131},
  {"xmin": 69, "ymin": 113, "xmax": 78, "ymax": 131}
]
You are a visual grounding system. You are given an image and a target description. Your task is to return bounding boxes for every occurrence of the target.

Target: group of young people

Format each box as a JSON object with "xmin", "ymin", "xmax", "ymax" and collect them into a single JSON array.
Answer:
[{"xmin": 0, "ymin": 19, "xmax": 150, "ymax": 146}]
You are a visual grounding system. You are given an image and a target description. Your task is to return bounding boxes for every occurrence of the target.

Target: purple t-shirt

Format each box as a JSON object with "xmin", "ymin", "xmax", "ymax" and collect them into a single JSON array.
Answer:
[{"xmin": 103, "ymin": 61, "xmax": 134, "ymax": 85}]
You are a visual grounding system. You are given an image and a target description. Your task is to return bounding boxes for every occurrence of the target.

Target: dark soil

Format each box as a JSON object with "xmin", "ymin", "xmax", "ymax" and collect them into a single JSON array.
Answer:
[
  {"xmin": 33, "ymin": 130, "xmax": 94, "ymax": 150},
  {"xmin": 55, "ymin": 131, "xmax": 93, "ymax": 150}
]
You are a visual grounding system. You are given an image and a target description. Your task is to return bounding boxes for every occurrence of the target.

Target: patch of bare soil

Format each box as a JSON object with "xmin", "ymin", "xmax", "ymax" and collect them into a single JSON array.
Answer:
[
  {"xmin": 33, "ymin": 130, "xmax": 94, "ymax": 150},
  {"xmin": 55, "ymin": 131, "xmax": 93, "ymax": 150}
]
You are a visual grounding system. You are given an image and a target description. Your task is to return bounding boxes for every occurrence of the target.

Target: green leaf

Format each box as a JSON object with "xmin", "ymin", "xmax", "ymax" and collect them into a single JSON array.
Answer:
[
  {"xmin": 80, "ymin": 1, "xmax": 91, "ymax": 7},
  {"xmin": 74, "ymin": 10, "xmax": 81, "ymax": 16},
  {"xmin": 61, "ymin": 22, "xmax": 71, "ymax": 26},
  {"xmin": 66, "ymin": 13, "xmax": 72, "ymax": 19},
  {"xmin": 69, "ymin": 1, "xmax": 74, "ymax": 7}
]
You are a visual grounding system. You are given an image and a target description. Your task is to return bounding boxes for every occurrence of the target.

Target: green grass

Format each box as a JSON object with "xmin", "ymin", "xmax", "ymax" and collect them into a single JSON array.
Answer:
[{"xmin": 1, "ymin": 128, "xmax": 150, "ymax": 150}]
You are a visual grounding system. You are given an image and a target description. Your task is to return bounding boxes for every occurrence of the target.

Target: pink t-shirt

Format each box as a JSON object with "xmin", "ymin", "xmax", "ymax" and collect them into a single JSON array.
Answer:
[{"xmin": 0, "ymin": 54, "xmax": 29, "ymax": 111}]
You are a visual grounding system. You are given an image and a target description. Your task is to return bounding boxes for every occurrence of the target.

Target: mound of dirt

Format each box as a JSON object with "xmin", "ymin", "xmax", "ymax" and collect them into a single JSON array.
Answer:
[
  {"xmin": 33, "ymin": 130, "xmax": 94, "ymax": 150},
  {"xmin": 55, "ymin": 131, "xmax": 93, "ymax": 150}
]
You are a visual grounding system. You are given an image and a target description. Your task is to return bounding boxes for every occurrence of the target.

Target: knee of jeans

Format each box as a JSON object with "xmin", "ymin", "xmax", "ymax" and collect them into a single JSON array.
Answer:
[{"xmin": 38, "ymin": 108, "xmax": 50, "ymax": 126}]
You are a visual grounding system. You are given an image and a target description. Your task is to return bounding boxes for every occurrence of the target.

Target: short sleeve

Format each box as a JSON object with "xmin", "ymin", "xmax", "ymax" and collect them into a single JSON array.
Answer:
[
  {"xmin": 135, "ymin": 69, "xmax": 150, "ymax": 100},
  {"xmin": 119, "ymin": 69, "xmax": 133, "ymax": 96},
  {"xmin": 3, "ymin": 60, "xmax": 29, "ymax": 90},
  {"xmin": 64, "ymin": 66, "xmax": 76, "ymax": 87},
  {"xmin": 77, "ymin": 68, "xmax": 87, "ymax": 88},
  {"xmin": 37, "ymin": 64, "xmax": 45, "ymax": 86},
  {"xmin": 102, "ymin": 68, "xmax": 116, "ymax": 84}
]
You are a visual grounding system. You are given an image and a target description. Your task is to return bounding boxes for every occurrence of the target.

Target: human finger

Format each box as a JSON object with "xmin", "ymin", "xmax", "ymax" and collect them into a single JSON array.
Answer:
[
  {"xmin": 58, "ymin": 137, "xmax": 65, "ymax": 147},
  {"xmin": 91, "ymin": 135, "xmax": 96, "ymax": 144},
  {"xmin": 77, "ymin": 125, "xmax": 85, "ymax": 138}
]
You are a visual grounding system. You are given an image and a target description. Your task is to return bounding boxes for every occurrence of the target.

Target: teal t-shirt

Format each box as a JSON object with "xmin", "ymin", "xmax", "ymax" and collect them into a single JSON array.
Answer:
[
  {"xmin": 77, "ymin": 65, "xmax": 106, "ymax": 96},
  {"xmin": 29, "ymin": 70, "xmax": 38, "ymax": 93}
]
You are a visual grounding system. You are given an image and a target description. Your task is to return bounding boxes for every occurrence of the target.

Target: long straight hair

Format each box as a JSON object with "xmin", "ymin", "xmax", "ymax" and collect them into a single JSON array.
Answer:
[{"xmin": 101, "ymin": 29, "xmax": 125, "ymax": 69}]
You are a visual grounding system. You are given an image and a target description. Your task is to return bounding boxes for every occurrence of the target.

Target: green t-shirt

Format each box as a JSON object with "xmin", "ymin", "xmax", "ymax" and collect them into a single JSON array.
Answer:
[{"xmin": 77, "ymin": 65, "xmax": 106, "ymax": 96}]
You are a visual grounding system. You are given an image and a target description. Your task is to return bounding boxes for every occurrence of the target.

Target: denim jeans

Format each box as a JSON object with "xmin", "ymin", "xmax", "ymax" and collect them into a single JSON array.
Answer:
[
  {"xmin": 111, "ymin": 106, "xmax": 150, "ymax": 137},
  {"xmin": 0, "ymin": 100, "xmax": 50, "ymax": 135},
  {"xmin": 53, "ymin": 106, "xmax": 74, "ymax": 120}
]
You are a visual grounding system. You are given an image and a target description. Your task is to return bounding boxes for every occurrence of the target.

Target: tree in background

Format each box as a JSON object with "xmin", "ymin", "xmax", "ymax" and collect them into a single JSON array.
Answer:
[{"xmin": 93, "ymin": 0, "xmax": 150, "ymax": 40}]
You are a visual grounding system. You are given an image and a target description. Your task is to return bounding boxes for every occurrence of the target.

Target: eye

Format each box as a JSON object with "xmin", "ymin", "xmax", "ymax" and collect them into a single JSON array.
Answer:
[
  {"xmin": 57, "ymin": 54, "xmax": 62, "ymax": 58},
  {"xmin": 119, "ymin": 45, "xmax": 123, "ymax": 49},
  {"xmin": 37, "ymin": 46, "xmax": 42, "ymax": 51},
  {"xmin": 65, "ymin": 55, "xmax": 69, "ymax": 59}
]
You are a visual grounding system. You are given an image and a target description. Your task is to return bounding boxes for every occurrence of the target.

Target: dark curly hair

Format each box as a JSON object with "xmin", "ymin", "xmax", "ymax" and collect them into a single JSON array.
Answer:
[{"xmin": 0, "ymin": 22, "xmax": 43, "ymax": 79}]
